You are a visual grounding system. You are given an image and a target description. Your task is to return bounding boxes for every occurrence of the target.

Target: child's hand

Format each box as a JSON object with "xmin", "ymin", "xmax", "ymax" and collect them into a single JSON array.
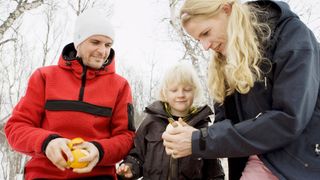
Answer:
[
  {"xmin": 117, "ymin": 163, "xmax": 133, "ymax": 178},
  {"xmin": 166, "ymin": 118, "xmax": 187, "ymax": 132},
  {"xmin": 178, "ymin": 117, "xmax": 188, "ymax": 126}
]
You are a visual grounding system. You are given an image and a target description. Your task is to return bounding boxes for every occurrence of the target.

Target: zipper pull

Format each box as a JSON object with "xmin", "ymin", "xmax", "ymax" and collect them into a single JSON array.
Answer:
[
  {"xmin": 255, "ymin": 112, "xmax": 263, "ymax": 119},
  {"xmin": 315, "ymin": 144, "xmax": 320, "ymax": 156},
  {"xmin": 264, "ymin": 76, "xmax": 267, "ymax": 90}
]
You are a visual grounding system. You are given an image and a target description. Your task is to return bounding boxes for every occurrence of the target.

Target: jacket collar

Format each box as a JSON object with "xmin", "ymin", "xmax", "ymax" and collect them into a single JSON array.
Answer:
[{"xmin": 145, "ymin": 101, "xmax": 213, "ymax": 126}]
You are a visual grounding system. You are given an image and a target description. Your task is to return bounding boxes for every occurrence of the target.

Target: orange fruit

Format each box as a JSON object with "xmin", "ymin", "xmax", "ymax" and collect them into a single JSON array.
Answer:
[
  {"xmin": 67, "ymin": 149, "xmax": 89, "ymax": 168},
  {"xmin": 66, "ymin": 137, "xmax": 89, "ymax": 168}
]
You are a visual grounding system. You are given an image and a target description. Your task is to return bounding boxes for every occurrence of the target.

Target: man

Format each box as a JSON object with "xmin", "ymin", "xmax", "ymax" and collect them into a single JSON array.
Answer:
[{"xmin": 5, "ymin": 8, "xmax": 135, "ymax": 179}]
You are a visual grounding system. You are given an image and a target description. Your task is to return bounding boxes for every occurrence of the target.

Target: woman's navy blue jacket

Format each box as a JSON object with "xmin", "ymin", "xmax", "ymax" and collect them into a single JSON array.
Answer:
[{"xmin": 191, "ymin": 1, "xmax": 320, "ymax": 180}]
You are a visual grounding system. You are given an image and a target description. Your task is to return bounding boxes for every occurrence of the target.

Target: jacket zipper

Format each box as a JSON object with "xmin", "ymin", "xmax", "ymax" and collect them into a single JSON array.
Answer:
[
  {"xmin": 78, "ymin": 65, "xmax": 87, "ymax": 101},
  {"xmin": 168, "ymin": 157, "xmax": 178, "ymax": 180},
  {"xmin": 234, "ymin": 93, "xmax": 244, "ymax": 122}
]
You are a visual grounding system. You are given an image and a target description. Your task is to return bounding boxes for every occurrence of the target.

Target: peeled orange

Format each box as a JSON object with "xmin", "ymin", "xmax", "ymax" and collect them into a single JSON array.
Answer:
[
  {"xmin": 66, "ymin": 137, "xmax": 89, "ymax": 168},
  {"xmin": 67, "ymin": 149, "xmax": 89, "ymax": 168}
]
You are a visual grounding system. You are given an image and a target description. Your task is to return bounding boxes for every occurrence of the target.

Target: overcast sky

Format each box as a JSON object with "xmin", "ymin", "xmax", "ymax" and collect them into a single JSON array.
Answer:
[
  {"xmin": 111, "ymin": 0, "xmax": 185, "ymax": 75},
  {"xmin": 111, "ymin": 0, "xmax": 320, "ymax": 75}
]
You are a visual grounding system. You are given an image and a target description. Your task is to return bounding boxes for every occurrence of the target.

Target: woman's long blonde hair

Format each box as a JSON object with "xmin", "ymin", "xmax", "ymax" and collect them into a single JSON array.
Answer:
[{"xmin": 180, "ymin": 0, "xmax": 270, "ymax": 104}]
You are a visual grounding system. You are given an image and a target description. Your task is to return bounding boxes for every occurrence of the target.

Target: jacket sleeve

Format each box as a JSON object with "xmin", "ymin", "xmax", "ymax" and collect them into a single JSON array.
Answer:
[
  {"xmin": 93, "ymin": 80, "xmax": 135, "ymax": 165},
  {"xmin": 4, "ymin": 69, "xmax": 61, "ymax": 157},
  {"xmin": 192, "ymin": 17, "xmax": 320, "ymax": 158},
  {"xmin": 121, "ymin": 117, "xmax": 150, "ymax": 179}
]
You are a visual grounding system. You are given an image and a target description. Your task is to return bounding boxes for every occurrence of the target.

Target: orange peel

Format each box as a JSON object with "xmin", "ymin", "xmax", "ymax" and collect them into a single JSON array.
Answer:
[{"xmin": 68, "ymin": 137, "xmax": 85, "ymax": 149}]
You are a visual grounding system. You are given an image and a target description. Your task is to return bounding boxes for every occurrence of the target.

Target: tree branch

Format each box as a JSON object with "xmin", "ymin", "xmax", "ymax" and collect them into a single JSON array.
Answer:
[
  {"xmin": 0, "ymin": 38, "xmax": 16, "ymax": 46},
  {"xmin": 0, "ymin": 0, "xmax": 44, "ymax": 41}
]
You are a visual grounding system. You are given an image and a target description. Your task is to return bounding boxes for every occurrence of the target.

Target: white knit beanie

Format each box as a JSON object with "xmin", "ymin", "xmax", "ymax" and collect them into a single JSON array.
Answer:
[{"xmin": 73, "ymin": 8, "xmax": 115, "ymax": 48}]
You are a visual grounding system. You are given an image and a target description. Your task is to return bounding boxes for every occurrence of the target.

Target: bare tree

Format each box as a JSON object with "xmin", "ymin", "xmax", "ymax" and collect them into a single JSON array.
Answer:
[
  {"xmin": 0, "ymin": 31, "xmax": 34, "ymax": 179},
  {"xmin": 0, "ymin": 38, "xmax": 16, "ymax": 46},
  {"xmin": 128, "ymin": 70, "xmax": 147, "ymax": 127},
  {"xmin": 0, "ymin": 0, "xmax": 44, "ymax": 44},
  {"xmin": 0, "ymin": 1, "xmax": 49, "ymax": 179},
  {"xmin": 41, "ymin": 0, "xmax": 67, "ymax": 66},
  {"xmin": 68, "ymin": 0, "xmax": 114, "ymax": 16},
  {"xmin": 117, "ymin": 63, "xmax": 147, "ymax": 127},
  {"xmin": 145, "ymin": 54, "xmax": 160, "ymax": 104}
]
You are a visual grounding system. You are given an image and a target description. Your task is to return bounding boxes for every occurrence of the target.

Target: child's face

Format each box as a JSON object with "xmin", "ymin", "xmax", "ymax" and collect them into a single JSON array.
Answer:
[{"xmin": 165, "ymin": 83, "xmax": 195, "ymax": 117}]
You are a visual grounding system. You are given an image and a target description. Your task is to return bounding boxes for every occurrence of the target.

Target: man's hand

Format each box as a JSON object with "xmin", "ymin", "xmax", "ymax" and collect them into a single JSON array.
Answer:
[
  {"xmin": 45, "ymin": 138, "xmax": 73, "ymax": 171},
  {"xmin": 71, "ymin": 142, "xmax": 100, "ymax": 173}
]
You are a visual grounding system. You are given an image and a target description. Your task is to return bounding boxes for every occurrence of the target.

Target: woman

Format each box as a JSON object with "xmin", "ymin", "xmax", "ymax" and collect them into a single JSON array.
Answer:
[
  {"xmin": 117, "ymin": 62, "xmax": 224, "ymax": 180},
  {"xmin": 162, "ymin": 0, "xmax": 320, "ymax": 180},
  {"xmin": 5, "ymin": 9, "xmax": 135, "ymax": 179}
]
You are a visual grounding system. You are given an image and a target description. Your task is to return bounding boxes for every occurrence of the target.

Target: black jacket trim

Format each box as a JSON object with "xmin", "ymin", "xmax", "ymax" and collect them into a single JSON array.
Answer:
[
  {"xmin": 127, "ymin": 103, "xmax": 135, "ymax": 131},
  {"xmin": 41, "ymin": 134, "xmax": 62, "ymax": 153},
  {"xmin": 200, "ymin": 127, "xmax": 208, "ymax": 151},
  {"xmin": 90, "ymin": 141, "xmax": 104, "ymax": 163},
  {"xmin": 123, "ymin": 156, "xmax": 143, "ymax": 179},
  {"xmin": 45, "ymin": 100, "xmax": 112, "ymax": 117}
]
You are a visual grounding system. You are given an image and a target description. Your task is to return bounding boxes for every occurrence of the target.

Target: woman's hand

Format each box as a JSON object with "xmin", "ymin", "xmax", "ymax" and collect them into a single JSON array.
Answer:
[
  {"xmin": 45, "ymin": 138, "xmax": 72, "ymax": 171},
  {"xmin": 72, "ymin": 142, "xmax": 100, "ymax": 173},
  {"xmin": 162, "ymin": 119, "xmax": 198, "ymax": 159},
  {"xmin": 116, "ymin": 163, "xmax": 133, "ymax": 178}
]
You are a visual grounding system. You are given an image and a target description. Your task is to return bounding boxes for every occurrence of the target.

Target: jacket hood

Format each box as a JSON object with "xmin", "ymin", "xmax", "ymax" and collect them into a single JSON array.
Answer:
[
  {"xmin": 249, "ymin": 0, "xmax": 299, "ymax": 25},
  {"xmin": 272, "ymin": 0, "xmax": 299, "ymax": 23},
  {"xmin": 144, "ymin": 101, "xmax": 213, "ymax": 126},
  {"xmin": 58, "ymin": 43, "xmax": 116, "ymax": 79},
  {"xmin": 247, "ymin": 0, "xmax": 300, "ymax": 65}
]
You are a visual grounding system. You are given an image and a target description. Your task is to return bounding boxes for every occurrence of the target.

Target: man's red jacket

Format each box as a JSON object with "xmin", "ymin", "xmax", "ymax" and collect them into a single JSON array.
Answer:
[{"xmin": 5, "ymin": 43, "xmax": 135, "ymax": 179}]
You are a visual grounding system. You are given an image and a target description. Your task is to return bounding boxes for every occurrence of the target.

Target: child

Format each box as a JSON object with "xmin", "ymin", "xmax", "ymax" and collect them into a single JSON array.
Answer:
[{"xmin": 117, "ymin": 62, "xmax": 224, "ymax": 179}]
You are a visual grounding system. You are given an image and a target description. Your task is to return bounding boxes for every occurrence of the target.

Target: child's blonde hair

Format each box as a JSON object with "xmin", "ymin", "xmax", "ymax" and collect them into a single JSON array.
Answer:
[{"xmin": 158, "ymin": 62, "xmax": 204, "ymax": 106}]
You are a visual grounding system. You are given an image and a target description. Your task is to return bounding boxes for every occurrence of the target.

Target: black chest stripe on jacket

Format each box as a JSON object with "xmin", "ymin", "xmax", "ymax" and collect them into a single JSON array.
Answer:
[{"xmin": 45, "ymin": 100, "xmax": 112, "ymax": 117}]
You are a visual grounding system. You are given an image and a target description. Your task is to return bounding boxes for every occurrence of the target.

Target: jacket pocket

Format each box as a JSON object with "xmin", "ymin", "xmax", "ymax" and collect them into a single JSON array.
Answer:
[
  {"xmin": 284, "ymin": 141, "xmax": 320, "ymax": 170},
  {"xmin": 180, "ymin": 157, "xmax": 203, "ymax": 179},
  {"xmin": 144, "ymin": 133, "xmax": 168, "ymax": 177}
]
